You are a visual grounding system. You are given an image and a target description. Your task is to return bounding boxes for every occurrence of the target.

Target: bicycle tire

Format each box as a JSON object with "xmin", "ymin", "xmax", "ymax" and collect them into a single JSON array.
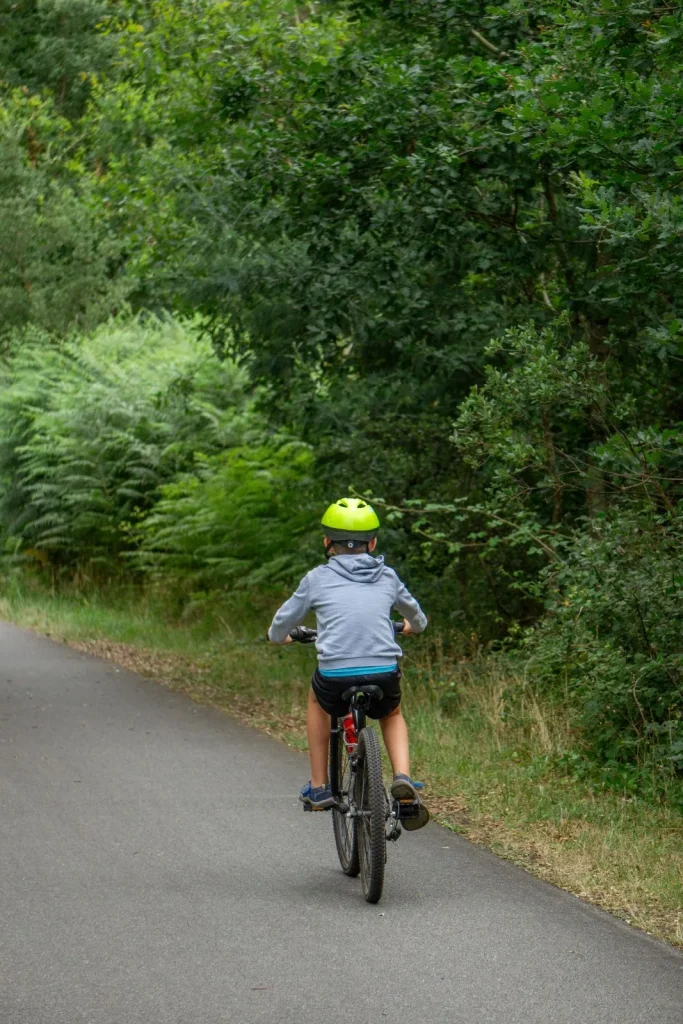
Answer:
[
  {"xmin": 331, "ymin": 729, "xmax": 360, "ymax": 876},
  {"xmin": 355, "ymin": 727, "xmax": 386, "ymax": 904}
]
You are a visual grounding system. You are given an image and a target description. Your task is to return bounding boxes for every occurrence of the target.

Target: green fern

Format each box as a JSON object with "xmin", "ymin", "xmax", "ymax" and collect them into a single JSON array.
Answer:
[{"xmin": 0, "ymin": 315, "xmax": 262, "ymax": 569}]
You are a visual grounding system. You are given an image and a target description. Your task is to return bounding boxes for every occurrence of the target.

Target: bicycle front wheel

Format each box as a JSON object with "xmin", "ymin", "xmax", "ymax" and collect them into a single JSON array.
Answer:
[
  {"xmin": 331, "ymin": 728, "xmax": 360, "ymax": 876},
  {"xmin": 355, "ymin": 727, "xmax": 386, "ymax": 904}
]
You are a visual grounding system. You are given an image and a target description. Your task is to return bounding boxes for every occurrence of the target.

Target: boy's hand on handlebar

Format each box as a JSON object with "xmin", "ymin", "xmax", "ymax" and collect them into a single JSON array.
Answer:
[
  {"xmin": 285, "ymin": 622, "xmax": 412, "ymax": 643},
  {"xmin": 289, "ymin": 626, "xmax": 317, "ymax": 644}
]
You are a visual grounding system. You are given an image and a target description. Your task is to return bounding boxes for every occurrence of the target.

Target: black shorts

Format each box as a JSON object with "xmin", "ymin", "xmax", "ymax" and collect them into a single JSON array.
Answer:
[{"xmin": 311, "ymin": 667, "xmax": 402, "ymax": 720}]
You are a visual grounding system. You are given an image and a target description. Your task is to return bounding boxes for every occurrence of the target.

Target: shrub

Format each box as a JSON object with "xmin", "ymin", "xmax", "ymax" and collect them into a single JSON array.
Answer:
[
  {"xmin": 523, "ymin": 510, "xmax": 683, "ymax": 776},
  {"xmin": 0, "ymin": 316, "xmax": 255, "ymax": 569},
  {"xmin": 134, "ymin": 438, "xmax": 318, "ymax": 593}
]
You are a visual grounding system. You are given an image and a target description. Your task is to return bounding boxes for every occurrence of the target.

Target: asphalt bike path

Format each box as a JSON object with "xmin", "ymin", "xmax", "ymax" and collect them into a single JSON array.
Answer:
[{"xmin": 2, "ymin": 621, "xmax": 682, "ymax": 1024}]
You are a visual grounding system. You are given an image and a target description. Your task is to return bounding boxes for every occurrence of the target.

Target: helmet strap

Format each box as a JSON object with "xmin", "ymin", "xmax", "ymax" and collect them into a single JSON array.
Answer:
[{"xmin": 325, "ymin": 538, "xmax": 369, "ymax": 558}]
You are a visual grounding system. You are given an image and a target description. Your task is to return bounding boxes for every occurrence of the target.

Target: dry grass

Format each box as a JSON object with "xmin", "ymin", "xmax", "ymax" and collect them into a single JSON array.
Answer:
[
  {"xmin": 2, "ymin": 586, "xmax": 682, "ymax": 947},
  {"xmin": 403, "ymin": 649, "xmax": 683, "ymax": 947}
]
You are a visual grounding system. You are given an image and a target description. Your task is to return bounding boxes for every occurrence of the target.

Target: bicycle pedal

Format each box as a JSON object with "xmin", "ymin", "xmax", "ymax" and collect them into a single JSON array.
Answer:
[{"xmin": 394, "ymin": 798, "xmax": 420, "ymax": 820}]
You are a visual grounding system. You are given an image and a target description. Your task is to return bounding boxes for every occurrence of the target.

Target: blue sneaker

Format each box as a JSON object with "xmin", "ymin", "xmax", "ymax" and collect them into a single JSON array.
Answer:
[
  {"xmin": 390, "ymin": 773, "xmax": 423, "ymax": 801},
  {"xmin": 391, "ymin": 774, "xmax": 429, "ymax": 831},
  {"xmin": 299, "ymin": 781, "xmax": 336, "ymax": 810}
]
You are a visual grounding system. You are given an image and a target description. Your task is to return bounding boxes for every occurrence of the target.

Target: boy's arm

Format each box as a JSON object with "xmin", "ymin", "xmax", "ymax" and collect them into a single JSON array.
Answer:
[
  {"xmin": 267, "ymin": 575, "xmax": 312, "ymax": 644},
  {"xmin": 393, "ymin": 579, "xmax": 428, "ymax": 635}
]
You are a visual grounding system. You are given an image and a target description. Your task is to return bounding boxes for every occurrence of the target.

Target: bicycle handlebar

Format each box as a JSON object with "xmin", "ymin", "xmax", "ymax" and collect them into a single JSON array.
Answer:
[
  {"xmin": 288, "ymin": 626, "xmax": 317, "ymax": 644},
  {"xmin": 289, "ymin": 621, "xmax": 405, "ymax": 644}
]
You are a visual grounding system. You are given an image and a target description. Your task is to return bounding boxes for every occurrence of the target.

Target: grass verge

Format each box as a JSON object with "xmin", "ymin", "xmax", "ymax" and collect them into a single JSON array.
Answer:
[{"xmin": 2, "ymin": 580, "xmax": 681, "ymax": 947}]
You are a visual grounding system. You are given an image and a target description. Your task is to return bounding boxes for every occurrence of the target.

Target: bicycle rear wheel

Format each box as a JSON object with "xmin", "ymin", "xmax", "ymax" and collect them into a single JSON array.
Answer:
[
  {"xmin": 355, "ymin": 727, "xmax": 386, "ymax": 904},
  {"xmin": 331, "ymin": 728, "xmax": 360, "ymax": 876}
]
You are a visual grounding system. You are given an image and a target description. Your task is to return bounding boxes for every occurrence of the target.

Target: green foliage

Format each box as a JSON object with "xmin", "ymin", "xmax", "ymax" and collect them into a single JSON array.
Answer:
[
  {"xmin": 0, "ymin": 90, "xmax": 127, "ymax": 349},
  {"xmin": 525, "ymin": 510, "xmax": 683, "ymax": 777},
  {"xmin": 95, "ymin": 0, "xmax": 683, "ymax": 372},
  {"xmin": 434, "ymin": 316, "xmax": 681, "ymax": 777},
  {"xmin": 452, "ymin": 317, "xmax": 682, "ymax": 534},
  {"xmin": 0, "ymin": 317, "xmax": 258, "ymax": 567},
  {"xmin": 135, "ymin": 440, "xmax": 318, "ymax": 592},
  {"xmin": 0, "ymin": 0, "xmax": 119, "ymax": 119},
  {"xmin": 87, "ymin": 0, "xmax": 683, "ymax": 611}
]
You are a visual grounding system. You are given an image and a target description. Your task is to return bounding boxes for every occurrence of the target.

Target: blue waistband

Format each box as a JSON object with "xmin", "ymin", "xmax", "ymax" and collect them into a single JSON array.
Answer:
[{"xmin": 319, "ymin": 663, "xmax": 398, "ymax": 678}]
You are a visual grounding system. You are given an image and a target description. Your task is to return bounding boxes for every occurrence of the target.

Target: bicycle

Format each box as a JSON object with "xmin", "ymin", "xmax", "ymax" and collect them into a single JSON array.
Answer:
[{"xmin": 289, "ymin": 622, "xmax": 423, "ymax": 904}]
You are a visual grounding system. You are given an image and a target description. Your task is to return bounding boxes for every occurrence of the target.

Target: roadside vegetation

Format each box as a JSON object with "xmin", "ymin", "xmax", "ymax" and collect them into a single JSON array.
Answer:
[{"xmin": 0, "ymin": 1, "xmax": 681, "ymax": 943}]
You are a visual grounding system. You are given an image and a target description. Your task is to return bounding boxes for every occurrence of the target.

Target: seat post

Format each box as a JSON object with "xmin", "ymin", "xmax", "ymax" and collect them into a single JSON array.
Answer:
[
  {"xmin": 352, "ymin": 697, "xmax": 367, "ymax": 733},
  {"xmin": 341, "ymin": 685, "xmax": 385, "ymax": 734}
]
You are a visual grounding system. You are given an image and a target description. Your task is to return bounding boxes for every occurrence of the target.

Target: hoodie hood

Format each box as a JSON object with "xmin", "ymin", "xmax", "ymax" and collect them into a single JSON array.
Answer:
[{"xmin": 325, "ymin": 553, "xmax": 386, "ymax": 584}]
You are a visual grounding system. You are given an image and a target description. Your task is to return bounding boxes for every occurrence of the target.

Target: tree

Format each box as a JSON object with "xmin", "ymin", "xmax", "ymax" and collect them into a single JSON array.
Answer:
[
  {"xmin": 0, "ymin": 91, "xmax": 128, "ymax": 349},
  {"xmin": 0, "ymin": 0, "xmax": 118, "ymax": 119}
]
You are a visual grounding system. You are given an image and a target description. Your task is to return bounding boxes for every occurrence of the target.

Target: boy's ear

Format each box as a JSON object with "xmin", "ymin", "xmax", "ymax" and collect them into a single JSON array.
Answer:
[{"xmin": 369, "ymin": 537, "xmax": 378, "ymax": 552}]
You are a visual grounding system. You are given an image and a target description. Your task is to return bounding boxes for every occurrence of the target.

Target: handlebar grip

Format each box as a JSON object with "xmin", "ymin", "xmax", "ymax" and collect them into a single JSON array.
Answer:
[
  {"xmin": 289, "ymin": 626, "xmax": 317, "ymax": 644},
  {"xmin": 393, "ymin": 621, "xmax": 404, "ymax": 634}
]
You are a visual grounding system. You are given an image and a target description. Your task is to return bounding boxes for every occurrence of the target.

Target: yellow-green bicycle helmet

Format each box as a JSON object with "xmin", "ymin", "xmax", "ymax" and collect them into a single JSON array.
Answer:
[{"xmin": 321, "ymin": 497, "xmax": 380, "ymax": 542}]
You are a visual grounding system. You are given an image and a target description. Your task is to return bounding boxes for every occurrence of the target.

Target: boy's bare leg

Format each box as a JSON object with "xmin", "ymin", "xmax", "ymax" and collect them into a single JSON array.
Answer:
[
  {"xmin": 307, "ymin": 688, "xmax": 331, "ymax": 787},
  {"xmin": 379, "ymin": 706, "xmax": 410, "ymax": 777}
]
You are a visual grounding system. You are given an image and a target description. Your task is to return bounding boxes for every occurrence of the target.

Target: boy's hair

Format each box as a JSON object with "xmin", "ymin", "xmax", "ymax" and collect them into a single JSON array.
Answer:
[{"xmin": 330, "ymin": 539, "xmax": 370, "ymax": 555}]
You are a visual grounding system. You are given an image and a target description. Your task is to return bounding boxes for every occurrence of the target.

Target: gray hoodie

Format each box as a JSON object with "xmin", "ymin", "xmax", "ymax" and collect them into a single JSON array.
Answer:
[{"xmin": 268, "ymin": 554, "xmax": 428, "ymax": 672}]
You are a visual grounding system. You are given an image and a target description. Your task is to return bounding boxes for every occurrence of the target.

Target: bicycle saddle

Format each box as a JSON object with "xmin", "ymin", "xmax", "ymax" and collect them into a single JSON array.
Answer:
[{"xmin": 341, "ymin": 684, "xmax": 385, "ymax": 703}]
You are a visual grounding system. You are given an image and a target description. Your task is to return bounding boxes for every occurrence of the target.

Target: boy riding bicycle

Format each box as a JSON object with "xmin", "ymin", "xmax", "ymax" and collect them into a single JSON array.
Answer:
[{"xmin": 268, "ymin": 497, "xmax": 429, "ymax": 829}]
